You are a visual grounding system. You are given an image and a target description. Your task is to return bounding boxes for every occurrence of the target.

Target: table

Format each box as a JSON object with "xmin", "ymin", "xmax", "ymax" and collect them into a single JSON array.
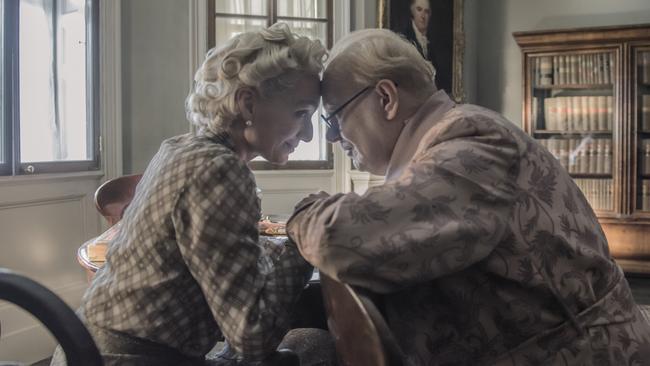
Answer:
[
  {"xmin": 78, "ymin": 236, "xmax": 320, "ymax": 282},
  {"xmin": 77, "ymin": 237, "xmax": 102, "ymax": 282}
]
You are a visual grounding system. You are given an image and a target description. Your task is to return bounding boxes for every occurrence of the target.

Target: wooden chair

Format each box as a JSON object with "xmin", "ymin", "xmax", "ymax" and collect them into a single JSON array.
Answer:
[
  {"xmin": 0, "ymin": 268, "xmax": 102, "ymax": 366},
  {"xmin": 320, "ymin": 273, "xmax": 404, "ymax": 366},
  {"xmin": 94, "ymin": 173, "xmax": 143, "ymax": 226}
]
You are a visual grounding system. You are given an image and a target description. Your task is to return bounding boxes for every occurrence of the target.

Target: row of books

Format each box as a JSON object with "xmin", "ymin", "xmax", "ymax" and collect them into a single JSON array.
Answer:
[
  {"xmin": 534, "ymin": 53, "xmax": 614, "ymax": 86},
  {"xmin": 640, "ymin": 180, "xmax": 650, "ymax": 211},
  {"xmin": 642, "ymin": 95, "xmax": 650, "ymax": 131},
  {"xmin": 539, "ymin": 138, "xmax": 612, "ymax": 175},
  {"xmin": 639, "ymin": 52, "xmax": 650, "ymax": 85},
  {"xmin": 534, "ymin": 96, "xmax": 613, "ymax": 131},
  {"xmin": 641, "ymin": 139, "xmax": 650, "ymax": 176},
  {"xmin": 574, "ymin": 179, "xmax": 612, "ymax": 211}
]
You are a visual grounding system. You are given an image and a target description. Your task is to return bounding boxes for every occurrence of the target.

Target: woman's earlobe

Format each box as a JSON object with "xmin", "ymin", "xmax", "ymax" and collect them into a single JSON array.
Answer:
[{"xmin": 235, "ymin": 87, "xmax": 256, "ymax": 121}]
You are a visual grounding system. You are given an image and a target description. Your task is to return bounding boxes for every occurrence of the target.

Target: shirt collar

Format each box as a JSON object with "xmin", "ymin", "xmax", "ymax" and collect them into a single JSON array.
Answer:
[
  {"xmin": 201, "ymin": 127, "xmax": 237, "ymax": 152},
  {"xmin": 385, "ymin": 90, "xmax": 455, "ymax": 181},
  {"xmin": 411, "ymin": 20, "xmax": 428, "ymax": 55}
]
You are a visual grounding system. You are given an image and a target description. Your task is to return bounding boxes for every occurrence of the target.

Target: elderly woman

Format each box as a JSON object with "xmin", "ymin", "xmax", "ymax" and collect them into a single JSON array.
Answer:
[{"xmin": 51, "ymin": 23, "xmax": 334, "ymax": 365}]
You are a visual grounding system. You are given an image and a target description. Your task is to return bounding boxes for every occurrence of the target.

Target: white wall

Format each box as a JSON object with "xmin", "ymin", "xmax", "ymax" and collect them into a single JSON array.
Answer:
[
  {"xmin": 0, "ymin": 1, "xmax": 122, "ymax": 362},
  {"xmin": 475, "ymin": 0, "xmax": 650, "ymax": 125},
  {"xmin": 121, "ymin": 0, "xmax": 191, "ymax": 174}
]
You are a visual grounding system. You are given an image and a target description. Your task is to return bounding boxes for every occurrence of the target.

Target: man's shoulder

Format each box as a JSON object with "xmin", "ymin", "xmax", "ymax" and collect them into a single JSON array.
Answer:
[{"xmin": 421, "ymin": 104, "xmax": 520, "ymax": 147}]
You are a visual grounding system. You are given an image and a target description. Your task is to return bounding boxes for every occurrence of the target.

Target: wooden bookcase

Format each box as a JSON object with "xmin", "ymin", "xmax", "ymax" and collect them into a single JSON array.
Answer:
[{"xmin": 514, "ymin": 24, "xmax": 650, "ymax": 274}]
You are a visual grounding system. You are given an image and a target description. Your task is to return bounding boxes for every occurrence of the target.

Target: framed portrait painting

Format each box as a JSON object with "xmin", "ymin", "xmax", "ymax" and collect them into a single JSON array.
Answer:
[{"xmin": 379, "ymin": 0, "xmax": 465, "ymax": 102}]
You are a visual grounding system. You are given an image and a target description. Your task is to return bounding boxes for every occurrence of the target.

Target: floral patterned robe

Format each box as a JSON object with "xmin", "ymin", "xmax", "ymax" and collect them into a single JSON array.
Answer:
[{"xmin": 287, "ymin": 91, "xmax": 650, "ymax": 365}]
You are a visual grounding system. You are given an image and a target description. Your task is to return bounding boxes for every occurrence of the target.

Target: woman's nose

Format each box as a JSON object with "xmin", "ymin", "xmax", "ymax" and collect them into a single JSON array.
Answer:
[{"xmin": 298, "ymin": 118, "xmax": 313, "ymax": 142}]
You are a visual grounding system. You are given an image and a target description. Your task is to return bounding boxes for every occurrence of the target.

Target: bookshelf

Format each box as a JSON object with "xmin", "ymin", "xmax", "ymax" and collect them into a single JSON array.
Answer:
[{"xmin": 514, "ymin": 24, "xmax": 650, "ymax": 274}]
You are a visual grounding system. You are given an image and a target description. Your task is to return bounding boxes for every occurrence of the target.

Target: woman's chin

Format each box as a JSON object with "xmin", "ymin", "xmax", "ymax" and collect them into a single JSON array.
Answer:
[{"xmin": 265, "ymin": 153, "xmax": 289, "ymax": 165}]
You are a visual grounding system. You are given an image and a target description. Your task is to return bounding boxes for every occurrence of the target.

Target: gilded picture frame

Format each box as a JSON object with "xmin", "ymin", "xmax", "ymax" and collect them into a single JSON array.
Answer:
[{"xmin": 379, "ymin": 0, "xmax": 465, "ymax": 103}]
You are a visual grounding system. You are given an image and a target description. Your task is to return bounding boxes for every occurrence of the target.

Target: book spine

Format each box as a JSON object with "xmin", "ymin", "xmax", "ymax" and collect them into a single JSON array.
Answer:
[
  {"xmin": 553, "ymin": 56, "xmax": 559, "ymax": 85},
  {"xmin": 604, "ymin": 140, "xmax": 612, "ymax": 175},
  {"xmin": 597, "ymin": 96, "xmax": 607, "ymax": 131},
  {"xmin": 609, "ymin": 53, "xmax": 616, "ymax": 84},
  {"xmin": 532, "ymin": 97, "xmax": 538, "ymax": 129},
  {"xmin": 591, "ymin": 53, "xmax": 598, "ymax": 84},
  {"xmin": 582, "ymin": 96, "xmax": 590, "ymax": 131},
  {"xmin": 556, "ymin": 55, "xmax": 562, "ymax": 85},
  {"xmin": 588, "ymin": 96, "xmax": 597, "ymax": 131},
  {"xmin": 589, "ymin": 140, "xmax": 597, "ymax": 174},
  {"xmin": 568, "ymin": 138, "xmax": 577, "ymax": 173},
  {"xmin": 606, "ymin": 96, "xmax": 614, "ymax": 131},
  {"xmin": 597, "ymin": 53, "xmax": 604, "ymax": 84},
  {"xmin": 607, "ymin": 180, "xmax": 613, "ymax": 211},
  {"xmin": 571, "ymin": 55, "xmax": 578, "ymax": 84},
  {"xmin": 603, "ymin": 53, "xmax": 610, "ymax": 84},
  {"xmin": 540, "ymin": 57, "xmax": 553, "ymax": 85},
  {"xmin": 576, "ymin": 54, "xmax": 582, "ymax": 84},
  {"xmin": 566, "ymin": 97, "xmax": 573, "ymax": 130},
  {"xmin": 559, "ymin": 97, "xmax": 567, "ymax": 130},
  {"xmin": 544, "ymin": 98, "xmax": 554, "ymax": 130},
  {"xmin": 642, "ymin": 95, "xmax": 650, "ymax": 132},
  {"xmin": 595, "ymin": 139, "xmax": 604, "ymax": 174},
  {"xmin": 586, "ymin": 54, "xmax": 592, "ymax": 84},
  {"xmin": 639, "ymin": 139, "xmax": 650, "ymax": 175},
  {"xmin": 579, "ymin": 140, "xmax": 588, "ymax": 173}
]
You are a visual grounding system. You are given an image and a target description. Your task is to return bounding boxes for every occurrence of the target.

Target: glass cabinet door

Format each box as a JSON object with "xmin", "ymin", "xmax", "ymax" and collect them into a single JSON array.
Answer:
[
  {"xmin": 529, "ymin": 50, "xmax": 616, "ymax": 213},
  {"xmin": 635, "ymin": 47, "xmax": 650, "ymax": 214}
]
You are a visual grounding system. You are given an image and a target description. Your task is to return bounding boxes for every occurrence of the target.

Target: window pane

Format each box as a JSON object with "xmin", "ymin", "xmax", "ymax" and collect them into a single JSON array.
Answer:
[
  {"xmin": 215, "ymin": 17, "xmax": 267, "ymax": 48},
  {"xmin": 277, "ymin": 0, "xmax": 327, "ymax": 19},
  {"xmin": 279, "ymin": 19, "xmax": 327, "ymax": 46},
  {"xmin": 215, "ymin": 0, "xmax": 267, "ymax": 16},
  {"xmin": 19, "ymin": 0, "xmax": 90, "ymax": 163}
]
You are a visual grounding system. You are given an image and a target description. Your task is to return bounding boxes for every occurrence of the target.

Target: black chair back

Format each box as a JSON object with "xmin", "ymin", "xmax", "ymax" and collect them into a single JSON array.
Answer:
[{"xmin": 0, "ymin": 268, "xmax": 102, "ymax": 366}]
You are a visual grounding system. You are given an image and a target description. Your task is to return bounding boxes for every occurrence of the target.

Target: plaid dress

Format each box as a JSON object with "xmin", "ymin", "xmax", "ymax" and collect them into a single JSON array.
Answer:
[{"xmin": 68, "ymin": 130, "xmax": 313, "ymax": 364}]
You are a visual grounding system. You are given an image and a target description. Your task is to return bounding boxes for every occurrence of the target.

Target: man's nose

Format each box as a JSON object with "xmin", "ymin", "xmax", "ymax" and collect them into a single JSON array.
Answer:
[{"xmin": 326, "ymin": 126, "xmax": 341, "ymax": 143}]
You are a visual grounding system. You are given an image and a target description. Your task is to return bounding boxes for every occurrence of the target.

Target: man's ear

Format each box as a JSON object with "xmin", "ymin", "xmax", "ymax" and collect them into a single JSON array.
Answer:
[
  {"xmin": 374, "ymin": 79, "xmax": 399, "ymax": 121},
  {"xmin": 235, "ymin": 87, "xmax": 256, "ymax": 122}
]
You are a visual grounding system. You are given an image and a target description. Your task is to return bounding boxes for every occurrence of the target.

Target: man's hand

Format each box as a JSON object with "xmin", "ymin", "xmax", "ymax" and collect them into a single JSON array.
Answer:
[{"xmin": 294, "ymin": 191, "xmax": 330, "ymax": 213}]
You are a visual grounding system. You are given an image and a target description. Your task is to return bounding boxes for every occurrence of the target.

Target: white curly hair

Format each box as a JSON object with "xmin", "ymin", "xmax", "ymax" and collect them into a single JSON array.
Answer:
[{"xmin": 185, "ymin": 23, "xmax": 327, "ymax": 134}]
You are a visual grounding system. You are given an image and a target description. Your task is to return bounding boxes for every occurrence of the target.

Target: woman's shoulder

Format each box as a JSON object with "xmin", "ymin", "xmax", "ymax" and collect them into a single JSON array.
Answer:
[{"xmin": 152, "ymin": 133, "xmax": 251, "ymax": 180}]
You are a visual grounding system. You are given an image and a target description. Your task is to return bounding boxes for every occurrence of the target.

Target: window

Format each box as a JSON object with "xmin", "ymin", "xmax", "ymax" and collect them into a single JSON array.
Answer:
[
  {"xmin": 1, "ymin": 0, "xmax": 99, "ymax": 176},
  {"xmin": 207, "ymin": 0, "xmax": 333, "ymax": 170}
]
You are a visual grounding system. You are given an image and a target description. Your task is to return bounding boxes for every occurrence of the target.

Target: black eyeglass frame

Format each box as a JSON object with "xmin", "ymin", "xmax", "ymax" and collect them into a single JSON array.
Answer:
[
  {"xmin": 319, "ymin": 82, "xmax": 399, "ymax": 131},
  {"xmin": 319, "ymin": 86, "xmax": 373, "ymax": 129}
]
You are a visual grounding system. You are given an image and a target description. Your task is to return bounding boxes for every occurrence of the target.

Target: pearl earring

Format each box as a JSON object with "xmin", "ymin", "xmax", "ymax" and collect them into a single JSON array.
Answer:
[{"xmin": 245, "ymin": 120, "xmax": 253, "ymax": 127}]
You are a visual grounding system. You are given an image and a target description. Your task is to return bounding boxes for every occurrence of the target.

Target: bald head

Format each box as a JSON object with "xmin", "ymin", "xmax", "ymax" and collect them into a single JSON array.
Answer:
[{"xmin": 323, "ymin": 29, "xmax": 436, "ymax": 98}]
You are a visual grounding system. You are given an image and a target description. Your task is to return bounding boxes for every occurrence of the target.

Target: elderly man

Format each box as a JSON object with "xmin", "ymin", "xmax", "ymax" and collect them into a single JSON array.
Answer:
[{"xmin": 287, "ymin": 29, "xmax": 650, "ymax": 365}]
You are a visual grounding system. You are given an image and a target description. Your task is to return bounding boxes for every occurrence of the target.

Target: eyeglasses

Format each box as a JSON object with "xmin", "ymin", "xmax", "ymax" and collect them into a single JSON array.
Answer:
[
  {"xmin": 320, "ymin": 82, "xmax": 399, "ymax": 130},
  {"xmin": 320, "ymin": 86, "xmax": 372, "ymax": 129}
]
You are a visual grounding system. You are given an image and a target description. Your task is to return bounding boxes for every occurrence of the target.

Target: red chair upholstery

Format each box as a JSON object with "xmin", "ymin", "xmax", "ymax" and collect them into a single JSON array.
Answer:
[{"xmin": 94, "ymin": 174, "xmax": 142, "ymax": 226}]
